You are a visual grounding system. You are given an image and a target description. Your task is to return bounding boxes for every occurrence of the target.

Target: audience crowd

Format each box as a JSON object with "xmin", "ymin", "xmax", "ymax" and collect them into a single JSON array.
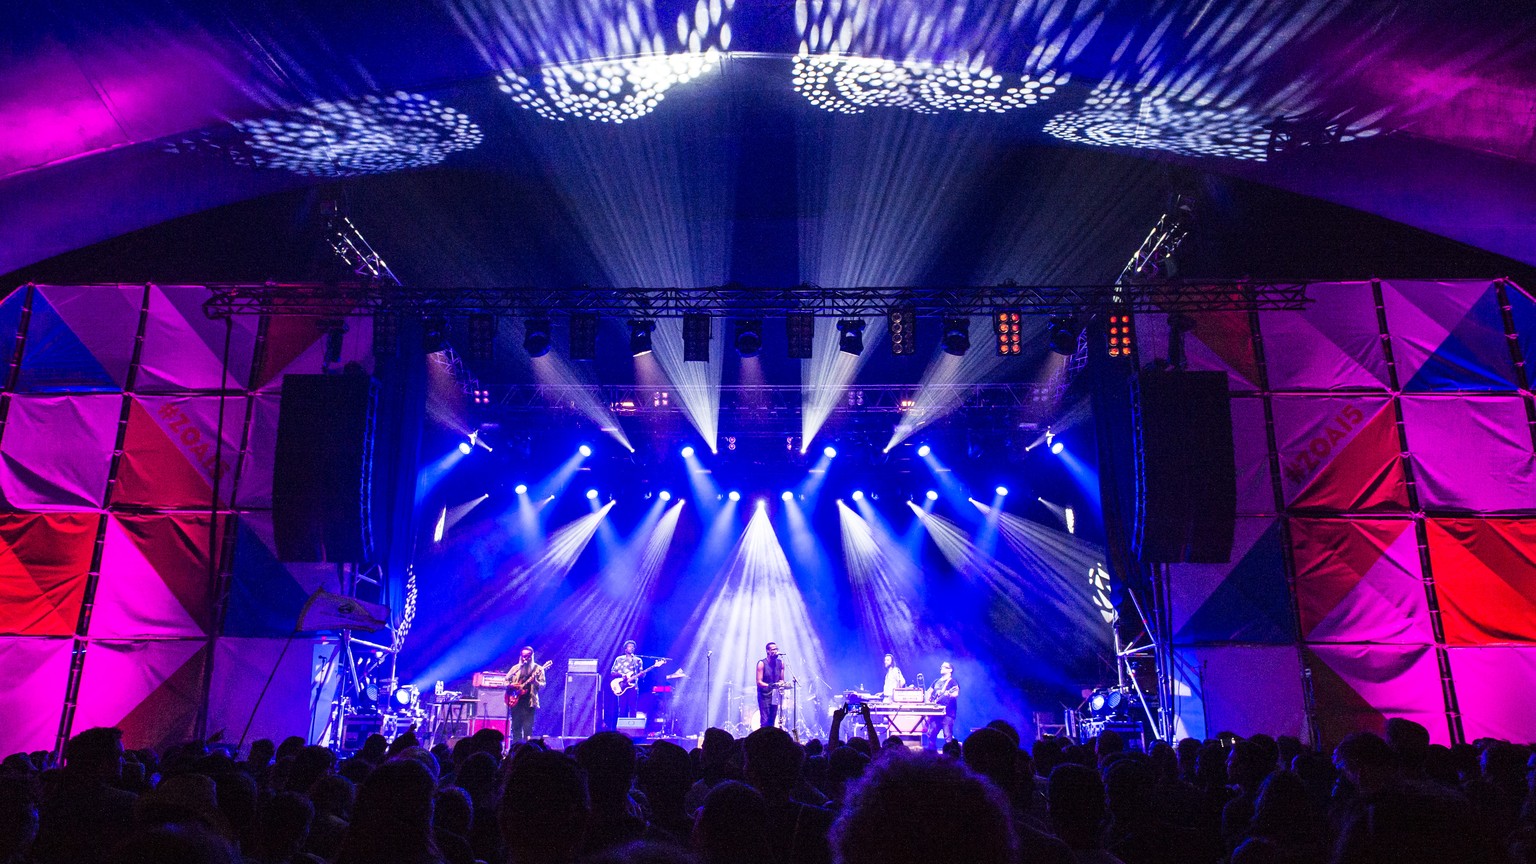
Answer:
[{"xmin": 0, "ymin": 705, "xmax": 1531, "ymax": 864}]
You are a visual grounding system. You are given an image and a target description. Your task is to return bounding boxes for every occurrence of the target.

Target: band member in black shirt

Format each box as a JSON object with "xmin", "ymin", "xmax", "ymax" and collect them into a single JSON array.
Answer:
[{"xmin": 756, "ymin": 642, "xmax": 788, "ymax": 729}]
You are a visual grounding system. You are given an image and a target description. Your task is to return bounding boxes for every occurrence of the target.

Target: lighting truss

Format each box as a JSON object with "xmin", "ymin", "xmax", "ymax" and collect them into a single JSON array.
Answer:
[
  {"xmin": 500, "ymin": 382, "xmax": 1055, "ymax": 413},
  {"xmin": 203, "ymin": 280, "xmax": 1310, "ymax": 319}
]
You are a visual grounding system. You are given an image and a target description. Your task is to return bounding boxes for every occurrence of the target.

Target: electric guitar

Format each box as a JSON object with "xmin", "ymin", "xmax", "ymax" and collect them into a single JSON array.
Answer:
[
  {"xmin": 610, "ymin": 658, "xmax": 668, "ymax": 696},
  {"xmin": 504, "ymin": 661, "xmax": 553, "ymax": 709}
]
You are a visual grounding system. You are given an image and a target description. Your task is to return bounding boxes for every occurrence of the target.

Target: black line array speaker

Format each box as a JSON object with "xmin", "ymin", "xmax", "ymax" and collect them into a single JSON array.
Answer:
[
  {"xmin": 272, "ymin": 374, "xmax": 377, "ymax": 563},
  {"xmin": 1136, "ymin": 369, "xmax": 1237, "ymax": 564}
]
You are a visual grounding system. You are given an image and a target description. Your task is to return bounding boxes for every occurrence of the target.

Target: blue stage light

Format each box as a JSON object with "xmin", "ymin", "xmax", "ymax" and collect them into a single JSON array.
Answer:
[
  {"xmin": 996, "ymin": 485, "xmax": 1009, "ymax": 496},
  {"xmin": 586, "ymin": 488, "xmax": 599, "ymax": 500},
  {"xmin": 681, "ymin": 445, "xmax": 695, "ymax": 458},
  {"xmin": 1050, "ymin": 441, "xmax": 1065, "ymax": 455},
  {"xmin": 823, "ymin": 445, "xmax": 837, "ymax": 458},
  {"xmin": 514, "ymin": 483, "xmax": 528, "ymax": 495},
  {"xmin": 926, "ymin": 490, "xmax": 939, "ymax": 501},
  {"xmin": 458, "ymin": 441, "xmax": 473, "ymax": 455},
  {"xmin": 728, "ymin": 490, "xmax": 741, "ymax": 502},
  {"xmin": 781, "ymin": 490, "xmax": 794, "ymax": 502},
  {"xmin": 659, "ymin": 490, "xmax": 672, "ymax": 501},
  {"xmin": 852, "ymin": 490, "xmax": 864, "ymax": 501},
  {"xmin": 579, "ymin": 444, "xmax": 593, "ymax": 457},
  {"xmin": 917, "ymin": 444, "xmax": 931, "ymax": 457}
]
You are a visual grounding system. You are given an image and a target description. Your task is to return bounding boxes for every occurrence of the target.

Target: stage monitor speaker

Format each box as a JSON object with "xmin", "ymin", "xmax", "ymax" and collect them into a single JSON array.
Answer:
[
  {"xmin": 1137, "ymin": 369, "xmax": 1236, "ymax": 563},
  {"xmin": 615, "ymin": 717, "xmax": 647, "ymax": 738},
  {"xmin": 563, "ymin": 672, "xmax": 600, "ymax": 739},
  {"xmin": 341, "ymin": 714, "xmax": 385, "ymax": 751},
  {"xmin": 474, "ymin": 687, "xmax": 508, "ymax": 721},
  {"xmin": 272, "ymin": 374, "xmax": 377, "ymax": 562}
]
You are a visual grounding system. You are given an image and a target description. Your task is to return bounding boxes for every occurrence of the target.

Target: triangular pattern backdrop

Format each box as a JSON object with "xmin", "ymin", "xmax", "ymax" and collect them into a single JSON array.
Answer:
[
  {"xmin": 0, "ymin": 284, "xmax": 375, "ymax": 755},
  {"xmin": 1164, "ymin": 279, "xmax": 1536, "ymax": 745}
]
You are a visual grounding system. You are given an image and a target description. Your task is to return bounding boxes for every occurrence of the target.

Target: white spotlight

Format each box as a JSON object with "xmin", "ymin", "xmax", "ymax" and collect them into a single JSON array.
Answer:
[
  {"xmin": 681, "ymin": 445, "xmax": 695, "ymax": 458},
  {"xmin": 823, "ymin": 445, "xmax": 837, "ymax": 458},
  {"xmin": 755, "ymin": 499, "xmax": 767, "ymax": 510},
  {"xmin": 457, "ymin": 441, "xmax": 473, "ymax": 455},
  {"xmin": 514, "ymin": 483, "xmax": 528, "ymax": 495},
  {"xmin": 996, "ymin": 485, "xmax": 1009, "ymax": 497},
  {"xmin": 433, "ymin": 506, "xmax": 447, "ymax": 542},
  {"xmin": 917, "ymin": 444, "xmax": 931, "ymax": 457},
  {"xmin": 579, "ymin": 444, "xmax": 593, "ymax": 457},
  {"xmin": 781, "ymin": 490, "xmax": 794, "ymax": 502},
  {"xmin": 852, "ymin": 490, "xmax": 865, "ymax": 501},
  {"xmin": 728, "ymin": 490, "xmax": 741, "ymax": 502},
  {"xmin": 1065, "ymin": 506, "xmax": 1076, "ymax": 534},
  {"xmin": 586, "ymin": 488, "xmax": 599, "ymax": 500},
  {"xmin": 659, "ymin": 490, "xmax": 672, "ymax": 501},
  {"xmin": 926, "ymin": 490, "xmax": 939, "ymax": 501},
  {"xmin": 1050, "ymin": 441, "xmax": 1065, "ymax": 455}
]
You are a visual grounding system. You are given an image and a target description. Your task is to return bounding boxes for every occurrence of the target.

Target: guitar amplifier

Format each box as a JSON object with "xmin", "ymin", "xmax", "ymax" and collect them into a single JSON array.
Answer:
[
  {"xmin": 891, "ymin": 686, "xmax": 925, "ymax": 703},
  {"xmin": 568, "ymin": 659, "xmax": 599, "ymax": 674},
  {"xmin": 472, "ymin": 671, "xmax": 509, "ymax": 689},
  {"xmin": 474, "ymin": 687, "xmax": 508, "ymax": 720}
]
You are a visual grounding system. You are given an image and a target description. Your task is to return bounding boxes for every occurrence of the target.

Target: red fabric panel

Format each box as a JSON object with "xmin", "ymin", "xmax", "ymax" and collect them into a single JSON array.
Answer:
[
  {"xmin": 114, "ymin": 396, "xmax": 243, "ymax": 508},
  {"xmin": 1447, "ymin": 647, "xmax": 1536, "ymax": 742},
  {"xmin": 1402, "ymin": 396, "xmax": 1536, "ymax": 512},
  {"xmin": 0, "ymin": 394, "xmax": 120, "ymax": 508},
  {"xmin": 1428, "ymin": 519, "xmax": 1536, "ymax": 645},
  {"xmin": 1272, "ymin": 396, "xmax": 1408, "ymax": 511},
  {"xmin": 0, "ymin": 512, "xmax": 98, "ymax": 636},
  {"xmin": 253, "ymin": 316, "xmax": 372, "ymax": 390},
  {"xmin": 73, "ymin": 640, "xmax": 207, "ymax": 752},
  {"xmin": 1290, "ymin": 519, "xmax": 1433, "ymax": 644},
  {"xmin": 0, "ymin": 637, "xmax": 72, "ymax": 755},
  {"xmin": 92, "ymin": 515, "xmax": 222, "ymax": 638},
  {"xmin": 1304, "ymin": 644, "xmax": 1448, "ymax": 746}
]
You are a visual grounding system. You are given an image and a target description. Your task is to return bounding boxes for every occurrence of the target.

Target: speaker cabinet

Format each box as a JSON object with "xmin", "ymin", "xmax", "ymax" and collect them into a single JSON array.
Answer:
[
  {"xmin": 272, "ymin": 375, "xmax": 377, "ymax": 562},
  {"xmin": 1136, "ymin": 370, "xmax": 1237, "ymax": 563},
  {"xmin": 563, "ymin": 672, "xmax": 600, "ymax": 739}
]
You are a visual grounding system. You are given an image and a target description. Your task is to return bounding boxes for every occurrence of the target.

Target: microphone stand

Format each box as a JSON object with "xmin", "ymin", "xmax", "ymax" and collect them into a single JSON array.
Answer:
[
  {"xmin": 705, "ymin": 650, "xmax": 712, "ymax": 733},
  {"xmin": 792, "ymin": 677, "xmax": 799, "ymax": 741}
]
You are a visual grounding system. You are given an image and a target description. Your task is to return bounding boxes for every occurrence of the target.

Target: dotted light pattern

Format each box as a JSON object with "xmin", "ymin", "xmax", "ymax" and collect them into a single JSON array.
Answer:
[
  {"xmin": 792, "ymin": 54, "xmax": 1063, "ymax": 115},
  {"xmin": 1043, "ymin": 83, "xmax": 1279, "ymax": 161},
  {"xmin": 233, "ymin": 93, "xmax": 483, "ymax": 176},
  {"xmin": 497, "ymin": 51, "xmax": 721, "ymax": 123}
]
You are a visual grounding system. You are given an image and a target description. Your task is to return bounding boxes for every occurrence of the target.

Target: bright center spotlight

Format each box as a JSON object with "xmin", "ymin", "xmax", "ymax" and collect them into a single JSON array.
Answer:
[
  {"xmin": 1051, "ymin": 441, "xmax": 1065, "ymax": 455},
  {"xmin": 823, "ymin": 445, "xmax": 837, "ymax": 458},
  {"xmin": 659, "ymin": 490, "xmax": 672, "ymax": 502},
  {"xmin": 728, "ymin": 490, "xmax": 741, "ymax": 502},
  {"xmin": 579, "ymin": 444, "xmax": 593, "ymax": 457},
  {"xmin": 996, "ymin": 486, "xmax": 1009, "ymax": 496},
  {"xmin": 681, "ymin": 445, "xmax": 695, "ymax": 458},
  {"xmin": 586, "ymin": 488, "xmax": 599, "ymax": 500},
  {"xmin": 917, "ymin": 444, "xmax": 931, "ymax": 457},
  {"xmin": 852, "ymin": 490, "xmax": 864, "ymax": 501},
  {"xmin": 755, "ymin": 499, "xmax": 767, "ymax": 510},
  {"xmin": 514, "ymin": 483, "xmax": 528, "ymax": 495},
  {"xmin": 781, "ymin": 490, "xmax": 794, "ymax": 502},
  {"xmin": 457, "ymin": 441, "xmax": 473, "ymax": 455},
  {"xmin": 925, "ymin": 490, "xmax": 939, "ymax": 501}
]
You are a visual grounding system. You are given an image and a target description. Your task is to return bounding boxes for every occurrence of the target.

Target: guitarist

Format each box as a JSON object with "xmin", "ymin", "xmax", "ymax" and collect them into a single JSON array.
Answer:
[
  {"xmin": 609, "ymin": 640, "xmax": 645, "ymax": 726},
  {"xmin": 504, "ymin": 646, "xmax": 547, "ymax": 742},
  {"xmin": 756, "ymin": 642, "xmax": 788, "ymax": 729}
]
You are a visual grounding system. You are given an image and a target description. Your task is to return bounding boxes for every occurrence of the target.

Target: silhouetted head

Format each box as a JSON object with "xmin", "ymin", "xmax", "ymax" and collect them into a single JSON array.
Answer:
[{"xmin": 834, "ymin": 751, "xmax": 1015, "ymax": 864}]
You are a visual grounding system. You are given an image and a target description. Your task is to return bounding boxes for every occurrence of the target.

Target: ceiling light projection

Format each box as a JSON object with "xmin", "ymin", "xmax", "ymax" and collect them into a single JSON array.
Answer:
[
  {"xmin": 523, "ymin": 319, "xmax": 553, "ymax": 357},
  {"xmin": 837, "ymin": 319, "xmax": 866, "ymax": 355},
  {"xmin": 234, "ymin": 93, "xmax": 484, "ymax": 177},
  {"xmin": 733, "ymin": 319, "xmax": 764, "ymax": 358},
  {"xmin": 786, "ymin": 313, "xmax": 815, "ymax": 359},
  {"xmin": 630, "ymin": 319, "xmax": 656, "ymax": 356},
  {"xmin": 792, "ymin": 55, "xmax": 1064, "ymax": 116},
  {"xmin": 888, "ymin": 306, "xmax": 917, "ymax": 355},
  {"xmin": 499, "ymin": 52, "xmax": 724, "ymax": 124},
  {"xmin": 941, "ymin": 317, "xmax": 971, "ymax": 356}
]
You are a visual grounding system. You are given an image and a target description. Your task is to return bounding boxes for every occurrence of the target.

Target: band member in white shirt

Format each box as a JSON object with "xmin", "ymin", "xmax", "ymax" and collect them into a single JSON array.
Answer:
[{"xmin": 881, "ymin": 652, "xmax": 907, "ymax": 700}]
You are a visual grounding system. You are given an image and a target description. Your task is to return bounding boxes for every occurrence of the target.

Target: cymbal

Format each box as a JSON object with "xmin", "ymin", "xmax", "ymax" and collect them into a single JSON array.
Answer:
[{"xmin": 665, "ymin": 670, "xmax": 689, "ymax": 680}]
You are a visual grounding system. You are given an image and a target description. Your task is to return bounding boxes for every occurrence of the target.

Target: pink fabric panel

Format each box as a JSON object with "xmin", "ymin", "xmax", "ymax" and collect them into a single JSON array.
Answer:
[
  {"xmin": 1260, "ymin": 282, "xmax": 1388, "ymax": 390},
  {"xmin": 73, "ymin": 639, "xmax": 207, "ymax": 751},
  {"xmin": 1447, "ymin": 647, "xmax": 1536, "ymax": 742},
  {"xmin": 1172, "ymin": 646, "xmax": 1306, "ymax": 740},
  {"xmin": 235, "ymin": 391, "xmax": 280, "ymax": 508},
  {"xmin": 207, "ymin": 637, "xmax": 327, "ymax": 746},
  {"xmin": 1402, "ymin": 396, "xmax": 1536, "ymax": 512},
  {"xmin": 1305, "ymin": 644, "xmax": 1449, "ymax": 745},
  {"xmin": 138, "ymin": 286, "xmax": 258, "ymax": 391},
  {"xmin": 0, "ymin": 393, "xmax": 120, "ymax": 508},
  {"xmin": 0, "ymin": 637, "xmax": 71, "ymax": 755},
  {"xmin": 1291, "ymin": 519, "xmax": 1434, "ymax": 645},
  {"xmin": 1231, "ymin": 396, "xmax": 1274, "ymax": 514},
  {"xmin": 92, "ymin": 515, "xmax": 219, "ymax": 639}
]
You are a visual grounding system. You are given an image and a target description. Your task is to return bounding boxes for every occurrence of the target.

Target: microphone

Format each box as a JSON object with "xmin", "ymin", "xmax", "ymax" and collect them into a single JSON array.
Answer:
[{"xmin": 776, "ymin": 652, "xmax": 790, "ymax": 657}]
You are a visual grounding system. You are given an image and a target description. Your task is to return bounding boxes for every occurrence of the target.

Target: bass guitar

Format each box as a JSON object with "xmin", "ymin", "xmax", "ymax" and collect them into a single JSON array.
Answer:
[
  {"xmin": 504, "ymin": 660, "xmax": 553, "ymax": 709},
  {"xmin": 610, "ymin": 658, "xmax": 669, "ymax": 696}
]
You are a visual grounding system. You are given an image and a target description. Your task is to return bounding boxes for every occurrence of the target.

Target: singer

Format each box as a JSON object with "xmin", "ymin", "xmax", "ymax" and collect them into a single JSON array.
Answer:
[{"xmin": 755, "ymin": 642, "xmax": 788, "ymax": 728}]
